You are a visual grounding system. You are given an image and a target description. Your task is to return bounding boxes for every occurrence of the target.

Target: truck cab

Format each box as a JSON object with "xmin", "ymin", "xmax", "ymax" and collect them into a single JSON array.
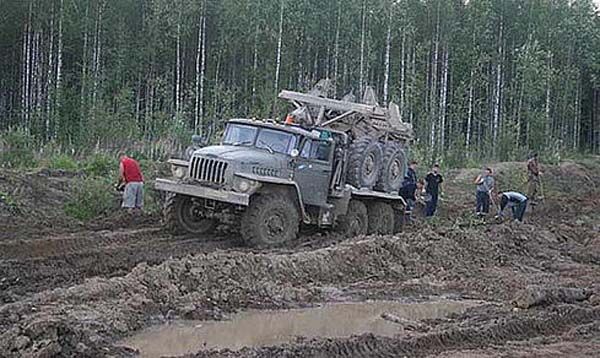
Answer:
[{"xmin": 156, "ymin": 118, "xmax": 357, "ymax": 248}]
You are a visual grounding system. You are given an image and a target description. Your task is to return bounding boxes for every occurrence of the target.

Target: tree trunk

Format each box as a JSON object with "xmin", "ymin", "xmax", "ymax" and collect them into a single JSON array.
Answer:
[
  {"xmin": 56, "ymin": 0, "xmax": 64, "ymax": 114},
  {"xmin": 492, "ymin": 20, "xmax": 503, "ymax": 157},
  {"xmin": 251, "ymin": 25, "xmax": 259, "ymax": 108},
  {"xmin": 175, "ymin": 20, "xmax": 181, "ymax": 119},
  {"xmin": 359, "ymin": 0, "xmax": 367, "ymax": 93},
  {"xmin": 333, "ymin": 0, "xmax": 341, "ymax": 91},
  {"xmin": 439, "ymin": 47, "xmax": 449, "ymax": 151},
  {"xmin": 383, "ymin": 10, "xmax": 392, "ymax": 105},
  {"xmin": 46, "ymin": 3, "xmax": 55, "ymax": 139},
  {"xmin": 466, "ymin": 69, "xmax": 474, "ymax": 153},
  {"xmin": 399, "ymin": 31, "xmax": 406, "ymax": 117},
  {"xmin": 274, "ymin": 0, "xmax": 284, "ymax": 93}
]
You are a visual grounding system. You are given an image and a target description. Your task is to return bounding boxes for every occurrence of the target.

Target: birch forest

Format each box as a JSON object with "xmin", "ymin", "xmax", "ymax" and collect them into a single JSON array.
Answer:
[{"xmin": 1, "ymin": 0, "xmax": 599, "ymax": 162}]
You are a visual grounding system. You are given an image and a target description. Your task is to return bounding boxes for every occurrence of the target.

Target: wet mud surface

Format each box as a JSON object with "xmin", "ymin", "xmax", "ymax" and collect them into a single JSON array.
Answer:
[
  {"xmin": 0, "ymin": 159, "xmax": 599, "ymax": 357},
  {"xmin": 119, "ymin": 300, "xmax": 480, "ymax": 357}
]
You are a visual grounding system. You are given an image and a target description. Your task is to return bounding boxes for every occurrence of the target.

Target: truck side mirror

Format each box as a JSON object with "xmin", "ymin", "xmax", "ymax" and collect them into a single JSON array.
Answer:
[
  {"xmin": 290, "ymin": 149, "xmax": 299, "ymax": 158},
  {"xmin": 191, "ymin": 135, "xmax": 203, "ymax": 146}
]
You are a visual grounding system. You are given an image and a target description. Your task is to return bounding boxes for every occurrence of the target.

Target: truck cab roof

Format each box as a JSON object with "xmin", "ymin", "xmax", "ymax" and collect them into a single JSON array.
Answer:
[{"xmin": 228, "ymin": 118, "xmax": 335, "ymax": 141}]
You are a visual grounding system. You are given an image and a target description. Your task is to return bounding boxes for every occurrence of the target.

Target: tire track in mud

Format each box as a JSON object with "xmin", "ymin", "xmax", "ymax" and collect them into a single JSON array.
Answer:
[{"xmin": 0, "ymin": 228, "xmax": 238, "ymax": 303}]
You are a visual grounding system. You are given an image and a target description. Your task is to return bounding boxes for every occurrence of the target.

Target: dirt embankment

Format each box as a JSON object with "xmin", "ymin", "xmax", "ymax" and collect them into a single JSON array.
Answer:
[{"xmin": 0, "ymin": 158, "xmax": 598, "ymax": 357}]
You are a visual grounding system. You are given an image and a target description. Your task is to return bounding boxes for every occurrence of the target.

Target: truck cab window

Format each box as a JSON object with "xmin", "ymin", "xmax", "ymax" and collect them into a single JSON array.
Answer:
[{"xmin": 300, "ymin": 139, "xmax": 332, "ymax": 161}]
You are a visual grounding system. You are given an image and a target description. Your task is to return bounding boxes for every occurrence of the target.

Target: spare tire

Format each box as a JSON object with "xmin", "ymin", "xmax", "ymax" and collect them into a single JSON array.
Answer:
[
  {"xmin": 376, "ymin": 142, "xmax": 407, "ymax": 193},
  {"xmin": 346, "ymin": 138, "xmax": 383, "ymax": 189}
]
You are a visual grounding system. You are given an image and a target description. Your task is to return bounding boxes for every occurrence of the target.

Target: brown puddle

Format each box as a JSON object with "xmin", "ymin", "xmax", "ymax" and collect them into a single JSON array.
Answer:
[{"xmin": 119, "ymin": 300, "xmax": 479, "ymax": 357}]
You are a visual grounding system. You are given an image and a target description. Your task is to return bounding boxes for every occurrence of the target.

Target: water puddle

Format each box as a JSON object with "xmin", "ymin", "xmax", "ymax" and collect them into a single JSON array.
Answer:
[{"xmin": 119, "ymin": 300, "xmax": 478, "ymax": 357}]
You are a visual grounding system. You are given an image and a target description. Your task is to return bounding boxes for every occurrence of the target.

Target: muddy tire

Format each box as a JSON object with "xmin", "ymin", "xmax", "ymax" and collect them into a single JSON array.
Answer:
[
  {"xmin": 367, "ymin": 202, "xmax": 395, "ymax": 235},
  {"xmin": 164, "ymin": 194, "xmax": 217, "ymax": 235},
  {"xmin": 335, "ymin": 200, "xmax": 368, "ymax": 237},
  {"xmin": 241, "ymin": 192, "xmax": 300, "ymax": 248},
  {"xmin": 346, "ymin": 138, "xmax": 383, "ymax": 189},
  {"xmin": 376, "ymin": 142, "xmax": 407, "ymax": 193}
]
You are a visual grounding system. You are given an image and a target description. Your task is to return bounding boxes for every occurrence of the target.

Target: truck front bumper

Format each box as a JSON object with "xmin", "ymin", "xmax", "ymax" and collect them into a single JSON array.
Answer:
[{"xmin": 154, "ymin": 178, "xmax": 250, "ymax": 206}]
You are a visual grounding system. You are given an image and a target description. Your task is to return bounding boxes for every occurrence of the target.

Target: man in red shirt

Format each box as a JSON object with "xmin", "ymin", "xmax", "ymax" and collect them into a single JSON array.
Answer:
[{"xmin": 119, "ymin": 154, "xmax": 144, "ymax": 211}]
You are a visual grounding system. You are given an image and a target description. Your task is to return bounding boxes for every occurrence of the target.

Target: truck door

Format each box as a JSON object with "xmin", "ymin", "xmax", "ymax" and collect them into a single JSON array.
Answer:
[{"xmin": 294, "ymin": 138, "xmax": 333, "ymax": 207}]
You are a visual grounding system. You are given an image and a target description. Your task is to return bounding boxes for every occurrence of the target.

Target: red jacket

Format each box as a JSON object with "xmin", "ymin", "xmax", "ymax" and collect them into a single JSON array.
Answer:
[{"xmin": 120, "ymin": 156, "xmax": 144, "ymax": 183}]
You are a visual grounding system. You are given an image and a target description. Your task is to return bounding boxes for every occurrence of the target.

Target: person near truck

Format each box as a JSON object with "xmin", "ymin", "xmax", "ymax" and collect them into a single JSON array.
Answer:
[
  {"xmin": 527, "ymin": 153, "xmax": 542, "ymax": 204},
  {"xmin": 424, "ymin": 164, "xmax": 443, "ymax": 217},
  {"xmin": 399, "ymin": 161, "xmax": 418, "ymax": 213},
  {"xmin": 496, "ymin": 191, "xmax": 528, "ymax": 222},
  {"xmin": 474, "ymin": 167, "xmax": 495, "ymax": 216},
  {"xmin": 118, "ymin": 154, "xmax": 144, "ymax": 212}
]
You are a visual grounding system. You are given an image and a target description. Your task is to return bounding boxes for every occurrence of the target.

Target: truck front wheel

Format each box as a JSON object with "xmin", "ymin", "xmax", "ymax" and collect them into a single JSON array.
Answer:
[
  {"xmin": 241, "ymin": 193, "xmax": 300, "ymax": 248},
  {"xmin": 164, "ymin": 194, "xmax": 217, "ymax": 235}
]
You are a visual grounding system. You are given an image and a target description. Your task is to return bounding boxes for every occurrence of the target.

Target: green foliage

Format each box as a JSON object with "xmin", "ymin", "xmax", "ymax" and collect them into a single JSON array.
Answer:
[
  {"xmin": 0, "ymin": 129, "xmax": 37, "ymax": 168},
  {"xmin": 48, "ymin": 154, "xmax": 79, "ymax": 171},
  {"xmin": 0, "ymin": 191, "xmax": 19, "ymax": 213},
  {"xmin": 1, "ymin": 0, "xmax": 599, "ymax": 161},
  {"xmin": 64, "ymin": 178, "xmax": 115, "ymax": 221},
  {"xmin": 82, "ymin": 154, "xmax": 116, "ymax": 177}
]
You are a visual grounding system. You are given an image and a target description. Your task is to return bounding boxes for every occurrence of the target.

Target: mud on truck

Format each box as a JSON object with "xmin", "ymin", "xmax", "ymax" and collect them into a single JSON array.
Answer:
[{"xmin": 155, "ymin": 80, "xmax": 414, "ymax": 248}]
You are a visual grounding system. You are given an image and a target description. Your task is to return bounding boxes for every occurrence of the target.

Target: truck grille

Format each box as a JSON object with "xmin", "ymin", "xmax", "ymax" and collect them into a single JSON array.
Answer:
[{"xmin": 190, "ymin": 156, "xmax": 228, "ymax": 184}]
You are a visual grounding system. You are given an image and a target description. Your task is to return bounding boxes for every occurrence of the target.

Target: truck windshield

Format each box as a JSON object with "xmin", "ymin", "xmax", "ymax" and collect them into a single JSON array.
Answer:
[
  {"xmin": 256, "ymin": 128, "xmax": 297, "ymax": 154},
  {"xmin": 223, "ymin": 124, "xmax": 257, "ymax": 146}
]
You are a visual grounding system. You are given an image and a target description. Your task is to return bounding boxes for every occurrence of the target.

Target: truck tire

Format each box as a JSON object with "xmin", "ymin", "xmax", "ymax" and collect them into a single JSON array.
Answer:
[
  {"xmin": 393, "ymin": 208, "xmax": 404, "ymax": 234},
  {"xmin": 346, "ymin": 138, "xmax": 383, "ymax": 189},
  {"xmin": 335, "ymin": 200, "xmax": 368, "ymax": 237},
  {"xmin": 367, "ymin": 202, "xmax": 395, "ymax": 235},
  {"xmin": 376, "ymin": 142, "xmax": 407, "ymax": 193},
  {"xmin": 241, "ymin": 192, "xmax": 300, "ymax": 248},
  {"xmin": 164, "ymin": 194, "xmax": 217, "ymax": 235}
]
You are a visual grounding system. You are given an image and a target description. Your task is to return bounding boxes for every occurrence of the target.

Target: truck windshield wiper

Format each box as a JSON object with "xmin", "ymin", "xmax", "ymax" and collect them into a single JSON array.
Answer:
[
  {"xmin": 232, "ymin": 140, "xmax": 252, "ymax": 146},
  {"xmin": 258, "ymin": 140, "xmax": 275, "ymax": 154}
]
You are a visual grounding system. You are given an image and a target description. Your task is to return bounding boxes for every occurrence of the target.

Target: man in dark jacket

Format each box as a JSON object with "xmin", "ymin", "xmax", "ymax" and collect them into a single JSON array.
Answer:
[
  {"xmin": 496, "ymin": 191, "xmax": 528, "ymax": 222},
  {"xmin": 399, "ymin": 161, "xmax": 418, "ymax": 212},
  {"xmin": 424, "ymin": 164, "xmax": 443, "ymax": 217}
]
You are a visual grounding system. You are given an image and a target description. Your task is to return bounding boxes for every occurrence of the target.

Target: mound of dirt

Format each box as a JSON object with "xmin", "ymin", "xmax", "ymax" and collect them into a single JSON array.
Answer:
[{"xmin": 1, "ymin": 219, "xmax": 599, "ymax": 357}]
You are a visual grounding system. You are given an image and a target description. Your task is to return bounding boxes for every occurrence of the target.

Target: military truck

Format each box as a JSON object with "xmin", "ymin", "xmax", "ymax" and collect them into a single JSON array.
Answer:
[{"xmin": 155, "ymin": 80, "xmax": 414, "ymax": 248}]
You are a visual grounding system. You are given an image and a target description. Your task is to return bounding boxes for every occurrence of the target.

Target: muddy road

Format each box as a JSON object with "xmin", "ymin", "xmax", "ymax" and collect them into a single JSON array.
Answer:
[{"xmin": 0, "ymin": 159, "xmax": 599, "ymax": 357}]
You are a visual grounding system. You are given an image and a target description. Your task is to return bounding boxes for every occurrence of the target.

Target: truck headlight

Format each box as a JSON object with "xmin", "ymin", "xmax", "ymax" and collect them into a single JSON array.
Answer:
[
  {"xmin": 233, "ymin": 177, "xmax": 257, "ymax": 193},
  {"xmin": 171, "ymin": 165, "xmax": 187, "ymax": 179}
]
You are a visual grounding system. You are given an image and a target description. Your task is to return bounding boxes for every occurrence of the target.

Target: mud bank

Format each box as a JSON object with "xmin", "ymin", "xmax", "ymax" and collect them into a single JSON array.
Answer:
[{"xmin": 1, "ymin": 220, "xmax": 599, "ymax": 357}]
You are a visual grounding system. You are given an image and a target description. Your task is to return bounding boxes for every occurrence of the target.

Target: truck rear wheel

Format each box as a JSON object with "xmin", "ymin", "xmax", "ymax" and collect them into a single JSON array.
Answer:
[
  {"xmin": 164, "ymin": 194, "xmax": 217, "ymax": 235},
  {"xmin": 346, "ymin": 138, "xmax": 383, "ymax": 189},
  {"xmin": 367, "ymin": 202, "xmax": 395, "ymax": 235},
  {"xmin": 241, "ymin": 192, "xmax": 299, "ymax": 248},
  {"xmin": 335, "ymin": 200, "xmax": 368, "ymax": 237},
  {"xmin": 376, "ymin": 142, "xmax": 406, "ymax": 193}
]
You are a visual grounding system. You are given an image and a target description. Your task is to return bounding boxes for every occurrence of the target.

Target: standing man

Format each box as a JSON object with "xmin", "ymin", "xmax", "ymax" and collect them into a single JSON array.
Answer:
[
  {"xmin": 424, "ymin": 164, "xmax": 443, "ymax": 217},
  {"xmin": 496, "ymin": 191, "xmax": 528, "ymax": 222},
  {"xmin": 527, "ymin": 153, "xmax": 542, "ymax": 204},
  {"xmin": 474, "ymin": 167, "xmax": 495, "ymax": 216},
  {"xmin": 400, "ymin": 161, "xmax": 418, "ymax": 213},
  {"xmin": 119, "ymin": 154, "xmax": 144, "ymax": 212}
]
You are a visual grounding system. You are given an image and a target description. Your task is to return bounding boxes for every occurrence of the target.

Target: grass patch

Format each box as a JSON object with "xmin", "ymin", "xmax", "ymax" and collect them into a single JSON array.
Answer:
[
  {"xmin": 64, "ymin": 178, "xmax": 115, "ymax": 220},
  {"xmin": 82, "ymin": 154, "xmax": 116, "ymax": 177},
  {"xmin": 0, "ymin": 129, "xmax": 37, "ymax": 168},
  {"xmin": 48, "ymin": 154, "xmax": 79, "ymax": 171},
  {"xmin": 0, "ymin": 191, "xmax": 19, "ymax": 214}
]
